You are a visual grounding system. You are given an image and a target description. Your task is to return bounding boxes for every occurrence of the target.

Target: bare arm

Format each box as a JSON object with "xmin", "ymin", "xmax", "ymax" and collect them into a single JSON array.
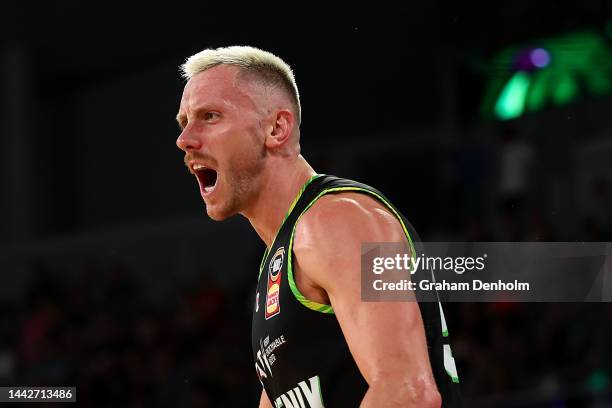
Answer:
[
  {"xmin": 259, "ymin": 389, "xmax": 273, "ymax": 408},
  {"xmin": 293, "ymin": 193, "xmax": 441, "ymax": 408}
]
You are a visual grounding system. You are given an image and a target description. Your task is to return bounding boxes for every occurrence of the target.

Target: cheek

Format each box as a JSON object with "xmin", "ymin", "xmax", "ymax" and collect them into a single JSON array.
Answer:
[
  {"xmin": 230, "ymin": 122, "xmax": 264, "ymax": 154},
  {"xmin": 212, "ymin": 119, "xmax": 264, "ymax": 169},
  {"xmin": 246, "ymin": 124, "xmax": 266, "ymax": 157}
]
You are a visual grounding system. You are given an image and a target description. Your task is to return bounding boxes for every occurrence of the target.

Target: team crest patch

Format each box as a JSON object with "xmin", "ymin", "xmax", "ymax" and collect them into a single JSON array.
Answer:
[{"xmin": 265, "ymin": 247, "xmax": 285, "ymax": 319}]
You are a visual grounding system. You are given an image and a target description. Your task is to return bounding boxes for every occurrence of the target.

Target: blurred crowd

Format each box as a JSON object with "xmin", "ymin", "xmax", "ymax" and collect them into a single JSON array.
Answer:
[
  {"xmin": 0, "ymin": 261, "xmax": 258, "ymax": 407},
  {"xmin": 450, "ymin": 302, "xmax": 612, "ymax": 405}
]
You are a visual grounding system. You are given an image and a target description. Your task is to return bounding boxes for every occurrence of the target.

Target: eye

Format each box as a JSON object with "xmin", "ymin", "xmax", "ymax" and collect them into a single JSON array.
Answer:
[{"xmin": 203, "ymin": 111, "xmax": 220, "ymax": 121}]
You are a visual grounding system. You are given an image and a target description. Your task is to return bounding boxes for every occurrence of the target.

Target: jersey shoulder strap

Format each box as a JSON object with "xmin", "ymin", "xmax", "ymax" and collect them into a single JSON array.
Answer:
[{"xmin": 283, "ymin": 174, "xmax": 419, "ymax": 246}]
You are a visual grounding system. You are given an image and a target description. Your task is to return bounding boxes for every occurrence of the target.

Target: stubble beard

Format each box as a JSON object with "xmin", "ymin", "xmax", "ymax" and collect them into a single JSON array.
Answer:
[{"xmin": 207, "ymin": 146, "xmax": 266, "ymax": 221}]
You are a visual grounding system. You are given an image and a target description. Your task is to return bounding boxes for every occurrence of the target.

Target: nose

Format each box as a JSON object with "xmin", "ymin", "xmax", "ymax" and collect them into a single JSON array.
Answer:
[{"xmin": 176, "ymin": 127, "xmax": 203, "ymax": 152}]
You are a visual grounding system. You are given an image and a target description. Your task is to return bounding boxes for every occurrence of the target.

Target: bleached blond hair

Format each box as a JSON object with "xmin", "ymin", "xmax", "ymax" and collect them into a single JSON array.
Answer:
[{"xmin": 181, "ymin": 45, "xmax": 301, "ymax": 124}]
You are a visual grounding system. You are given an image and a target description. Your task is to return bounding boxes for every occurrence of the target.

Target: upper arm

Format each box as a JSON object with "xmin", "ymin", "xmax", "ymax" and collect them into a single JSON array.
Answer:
[
  {"xmin": 259, "ymin": 389, "xmax": 273, "ymax": 408},
  {"xmin": 293, "ymin": 193, "xmax": 437, "ymax": 389}
]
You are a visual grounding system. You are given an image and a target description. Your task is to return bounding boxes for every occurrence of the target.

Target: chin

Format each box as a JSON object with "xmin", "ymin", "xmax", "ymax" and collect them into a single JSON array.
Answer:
[{"xmin": 205, "ymin": 205, "xmax": 235, "ymax": 221}]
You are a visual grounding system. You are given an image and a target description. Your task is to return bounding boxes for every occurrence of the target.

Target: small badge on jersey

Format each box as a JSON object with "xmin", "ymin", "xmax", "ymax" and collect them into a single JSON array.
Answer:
[
  {"xmin": 255, "ymin": 292, "xmax": 260, "ymax": 313},
  {"xmin": 265, "ymin": 247, "xmax": 285, "ymax": 320}
]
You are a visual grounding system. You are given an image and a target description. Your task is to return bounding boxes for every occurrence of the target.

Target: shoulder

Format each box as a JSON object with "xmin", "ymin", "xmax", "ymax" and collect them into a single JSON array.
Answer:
[
  {"xmin": 292, "ymin": 192, "xmax": 407, "ymax": 287},
  {"xmin": 295, "ymin": 191, "xmax": 405, "ymax": 245}
]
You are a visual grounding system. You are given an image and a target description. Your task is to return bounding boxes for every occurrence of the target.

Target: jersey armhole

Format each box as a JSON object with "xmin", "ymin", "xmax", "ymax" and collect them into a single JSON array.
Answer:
[{"xmin": 287, "ymin": 187, "xmax": 417, "ymax": 314}]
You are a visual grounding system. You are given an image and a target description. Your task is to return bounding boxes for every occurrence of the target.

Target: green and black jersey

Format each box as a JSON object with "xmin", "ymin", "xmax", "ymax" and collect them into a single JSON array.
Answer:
[{"xmin": 251, "ymin": 174, "xmax": 461, "ymax": 407}]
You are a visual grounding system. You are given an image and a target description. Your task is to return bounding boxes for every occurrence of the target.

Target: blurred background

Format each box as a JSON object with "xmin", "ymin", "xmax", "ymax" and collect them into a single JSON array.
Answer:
[{"xmin": 1, "ymin": 1, "xmax": 612, "ymax": 406}]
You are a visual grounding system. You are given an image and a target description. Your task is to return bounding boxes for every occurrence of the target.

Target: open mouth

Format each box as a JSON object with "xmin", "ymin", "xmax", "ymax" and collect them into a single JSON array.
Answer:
[{"xmin": 193, "ymin": 166, "xmax": 218, "ymax": 195}]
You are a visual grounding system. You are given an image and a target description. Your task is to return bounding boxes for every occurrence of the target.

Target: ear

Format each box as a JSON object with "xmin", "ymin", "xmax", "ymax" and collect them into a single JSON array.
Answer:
[{"xmin": 265, "ymin": 109, "xmax": 295, "ymax": 149}]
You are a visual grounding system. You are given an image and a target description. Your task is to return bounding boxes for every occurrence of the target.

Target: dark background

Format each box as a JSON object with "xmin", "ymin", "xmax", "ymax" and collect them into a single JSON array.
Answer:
[{"xmin": 1, "ymin": 1, "xmax": 612, "ymax": 406}]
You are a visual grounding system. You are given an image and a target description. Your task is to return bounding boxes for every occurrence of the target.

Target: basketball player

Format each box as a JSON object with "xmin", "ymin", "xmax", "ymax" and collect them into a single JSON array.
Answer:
[{"xmin": 175, "ymin": 46, "xmax": 461, "ymax": 407}]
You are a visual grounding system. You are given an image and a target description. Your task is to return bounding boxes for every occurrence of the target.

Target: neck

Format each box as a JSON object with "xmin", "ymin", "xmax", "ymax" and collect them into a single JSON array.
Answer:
[{"xmin": 241, "ymin": 155, "xmax": 316, "ymax": 248}]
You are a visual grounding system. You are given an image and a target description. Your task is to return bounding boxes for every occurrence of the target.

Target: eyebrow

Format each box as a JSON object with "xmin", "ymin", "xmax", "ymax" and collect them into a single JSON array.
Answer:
[
  {"xmin": 176, "ymin": 113, "xmax": 186, "ymax": 130},
  {"xmin": 176, "ymin": 104, "xmax": 221, "ymax": 130}
]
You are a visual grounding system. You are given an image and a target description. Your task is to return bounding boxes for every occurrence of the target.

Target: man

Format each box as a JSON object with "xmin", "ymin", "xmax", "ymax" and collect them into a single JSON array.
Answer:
[{"xmin": 175, "ymin": 46, "xmax": 461, "ymax": 407}]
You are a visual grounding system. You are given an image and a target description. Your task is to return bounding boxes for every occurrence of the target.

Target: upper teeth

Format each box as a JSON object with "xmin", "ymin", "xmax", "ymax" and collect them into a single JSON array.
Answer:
[{"xmin": 193, "ymin": 164, "xmax": 206, "ymax": 171}]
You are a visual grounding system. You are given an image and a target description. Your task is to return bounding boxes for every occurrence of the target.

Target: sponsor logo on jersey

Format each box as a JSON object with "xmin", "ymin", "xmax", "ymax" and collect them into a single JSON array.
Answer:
[
  {"xmin": 255, "ymin": 334, "xmax": 288, "ymax": 385},
  {"xmin": 265, "ymin": 247, "xmax": 285, "ymax": 319},
  {"xmin": 255, "ymin": 336, "xmax": 274, "ymax": 383},
  {"xmin": 269, "ymin": 247, "xmax": 285, "ymax": 281},
  {"xmin": 255, "ymin": 334, "xmax": 287, "ymax": 385},
  {"xmin": 273, "ymin": 375, "xmax": 324, "ymax": 408},
  {"xmin": 266, "ymin": 283, "xmax": 280, "ymax": 318}
]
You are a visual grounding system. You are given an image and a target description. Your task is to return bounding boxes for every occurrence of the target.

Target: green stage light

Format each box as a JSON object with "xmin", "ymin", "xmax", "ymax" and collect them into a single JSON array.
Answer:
[
  {"xmin": 494, "ymin": 71, "xmax": 531, "ymax": 120},
  {"xmin": 481, "ymin": 29, "xmax": 612, "ymax": 120}
]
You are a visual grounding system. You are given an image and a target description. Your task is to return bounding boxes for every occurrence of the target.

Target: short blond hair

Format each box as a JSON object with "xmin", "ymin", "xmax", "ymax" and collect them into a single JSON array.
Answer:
[{"xmin": 181, "ymin": 45, "xmax": 301, "ymax": 124}]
